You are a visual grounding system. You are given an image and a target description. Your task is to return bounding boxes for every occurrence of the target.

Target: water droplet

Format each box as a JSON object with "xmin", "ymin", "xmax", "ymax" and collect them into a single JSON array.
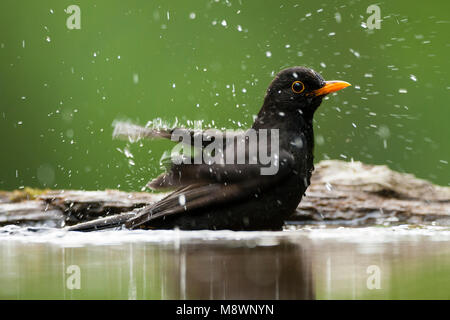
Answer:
[
  {"xmin": 178, "ymin": 194, "xmax": 186, "ymax": 206},
  {"xmin": 133, "ymin": 73, "xmax": 139, "ymax": 84},
  {"xmin": 376, "ymin": 125, "xmax": 390, "ymax": 139},
  {"xmin": 349, "ymin": 48, "xmax": 360, "ymax": 58},
  {"xmin": 124, "ymin": 147, "xmax": 134, "ymax": 159},
  {"xmin": 290, "ymin": 137, "xmax": 304, "ymax": 149}
]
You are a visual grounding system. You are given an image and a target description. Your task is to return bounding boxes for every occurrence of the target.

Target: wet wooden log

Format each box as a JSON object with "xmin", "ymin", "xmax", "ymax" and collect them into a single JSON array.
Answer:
[
  {"xmin": 290, "ymin": 160, "xmax": 450, "ymax": 226},
  {"xmin": 0, "ymin": 160, "xmax": 449, "ymax": 228}
]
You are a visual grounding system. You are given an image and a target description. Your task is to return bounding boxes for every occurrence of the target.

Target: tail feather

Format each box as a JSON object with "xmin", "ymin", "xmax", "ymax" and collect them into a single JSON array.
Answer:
[{"xmin": 67, "ymin": 212, "xmax": 137, "ymax": 232}]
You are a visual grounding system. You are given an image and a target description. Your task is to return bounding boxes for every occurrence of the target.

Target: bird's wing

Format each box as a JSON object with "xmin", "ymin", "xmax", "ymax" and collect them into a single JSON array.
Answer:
[
  {"xmin": 113, "ymin": 121, "xmax": 243, "ymax": 147},
  {"xmin": 113, "ymin": 121, "xmax": 192, "ymax": 141},
  {"xmin": 148, "ymin": 147, "xmax": 293, "ymax": 190},
  {"xmin": 126, "ymin": 176, "xmax": 278, "ymax": 230},
  {"xmin": 149, "ymin": 163, "xmax": 260, "ymax": 189},
  {"xmin": 127, "ymin": 149, "xmax": 294, "ymax": 229},
  {"xmin": 113, "ymin": 121, "xmax": 277, "ymax": 189}
]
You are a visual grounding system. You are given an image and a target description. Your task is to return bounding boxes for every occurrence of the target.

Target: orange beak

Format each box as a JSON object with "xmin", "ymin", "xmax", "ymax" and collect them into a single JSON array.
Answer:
[{"xmin": 309, "ymin": 80, "xmax": 351, "ymax": 96}]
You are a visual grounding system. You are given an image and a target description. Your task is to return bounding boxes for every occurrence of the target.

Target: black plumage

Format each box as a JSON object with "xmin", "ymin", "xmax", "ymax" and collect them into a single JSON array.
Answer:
[{"xmin": 69, "ymin": 67, "xmax": 350, "ymax": 231}]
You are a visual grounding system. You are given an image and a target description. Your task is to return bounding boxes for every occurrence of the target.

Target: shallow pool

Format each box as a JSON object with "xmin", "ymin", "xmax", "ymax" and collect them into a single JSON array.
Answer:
[{"xmin": 1, "ymin": 225, "xmax": 449, "ymax": 299}]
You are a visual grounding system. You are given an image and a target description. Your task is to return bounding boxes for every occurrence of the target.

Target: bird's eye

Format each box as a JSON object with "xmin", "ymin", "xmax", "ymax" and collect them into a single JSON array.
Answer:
[{"xmin": 291, "ymin": 81, "xmax": 305, "ymax": 94}]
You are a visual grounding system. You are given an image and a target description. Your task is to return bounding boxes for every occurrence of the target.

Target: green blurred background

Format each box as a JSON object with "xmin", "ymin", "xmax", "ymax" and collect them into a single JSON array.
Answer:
[{"xmin": 0, "ymin": 0, "xmax": 448, "ymax": 191}]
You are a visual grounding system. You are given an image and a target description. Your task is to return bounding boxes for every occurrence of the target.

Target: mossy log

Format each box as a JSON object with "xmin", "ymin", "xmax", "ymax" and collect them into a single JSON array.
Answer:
[{"xmin": 0, "ymin": 160, "xmax": 449, "ymax": 228}]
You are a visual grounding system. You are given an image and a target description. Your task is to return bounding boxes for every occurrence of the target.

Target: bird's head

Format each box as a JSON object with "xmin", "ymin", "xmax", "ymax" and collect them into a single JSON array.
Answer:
[{"xmin": 262, "ymin": 66, "xmax": 351, "ymax": 119}]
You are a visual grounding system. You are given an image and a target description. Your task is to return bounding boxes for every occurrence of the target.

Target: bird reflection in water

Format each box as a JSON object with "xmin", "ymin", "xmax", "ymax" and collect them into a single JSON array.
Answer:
[{"xmin": 160, "ymin": 239, "xmax": 313, "ymax": 299}]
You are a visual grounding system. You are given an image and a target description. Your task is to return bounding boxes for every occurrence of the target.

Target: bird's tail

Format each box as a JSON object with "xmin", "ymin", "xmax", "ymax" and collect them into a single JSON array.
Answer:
[{"xmin": 67, "ymin": 212, "xmax": 137, "ymax": 232}]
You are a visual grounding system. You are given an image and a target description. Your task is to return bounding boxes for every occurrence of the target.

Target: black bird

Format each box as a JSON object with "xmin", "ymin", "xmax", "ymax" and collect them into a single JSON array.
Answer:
[{"xmin": 69, "ymin": 67, "xmax": 350, "ymax": 231}]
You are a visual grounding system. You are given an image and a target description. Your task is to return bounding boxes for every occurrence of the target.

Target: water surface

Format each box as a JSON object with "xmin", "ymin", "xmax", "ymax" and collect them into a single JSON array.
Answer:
[{"xmin": 1, "ymin": 225, "xmax": 449, "ymax": 299}]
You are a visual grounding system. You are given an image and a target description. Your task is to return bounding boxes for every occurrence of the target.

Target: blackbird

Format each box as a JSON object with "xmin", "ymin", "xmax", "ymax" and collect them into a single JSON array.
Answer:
[{"xmin": 69, "ymin": 67, "xmax": 350, "ymax": 231}]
